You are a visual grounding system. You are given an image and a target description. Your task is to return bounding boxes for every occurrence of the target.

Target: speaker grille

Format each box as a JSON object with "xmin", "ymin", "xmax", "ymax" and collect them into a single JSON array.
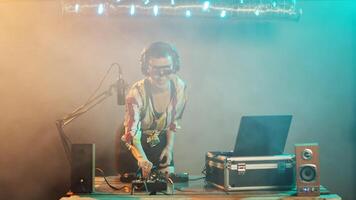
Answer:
[{"xmin": 300, "ymin": 164, "xmax": 317, "ymax": 182}]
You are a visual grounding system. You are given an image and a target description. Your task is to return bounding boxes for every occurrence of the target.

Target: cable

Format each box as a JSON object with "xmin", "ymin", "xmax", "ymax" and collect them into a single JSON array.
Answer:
[
  {"xmin": 95, "ymin": 168, "xmax": 129, "ymax": 191},
  {"xmin": 56, "ymin": 121, "xmax": 72, "ymax": 165},
  {"xmin": 143, "ymin": 181, "xmax": 149, "ymax": 193},
  {"xmin": 189, "ymin": 176, "xmax": 205, "ymax": 181},
  {"xmin": 201, "ymin": 165, "xmax": 207, "ymax": 176},
  {"xmin": 62, "ymin": 63, "xmax": 121, "ymax": 126},
  {"xmin": 84, "ymin": 63, "xmax": 120, "ymax": 106}
]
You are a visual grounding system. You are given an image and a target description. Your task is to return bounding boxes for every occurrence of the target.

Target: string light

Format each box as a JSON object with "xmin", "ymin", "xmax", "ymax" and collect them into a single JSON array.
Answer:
[
  {"xmin": 130, "ymin": 4, "xmax": 135, "ymax": 15},
  {"xmin": 272, "ymin": 1, "xmax": 277, "ymax": 7},
  {"xmin": 185, "ymin": 10, "xmax": 191, "ymax": 17},
  {"xmin": 74, "ymin": 4, "xmax": 79, "ymax": 13},
  {"xmin": 153, "ymin": 5, "xmax": 159, "ymax": 16},
  {"xmin": 220, "ymin": 10, "xmax": 226, "ymax": 18},
  {"xmin": 255, "ymin": 9, "xmax": 260, "ymax": 16},
  {"xmin": 97, "ymin": 3, "xmax": 104, "ymax": 15},
  {"xmin": 63, "ymin": 0, "xmax": 301, "ymax": 20},
  {"xmin": 203, "ymin": 1, "xmax": 210, "ymax": 11}
]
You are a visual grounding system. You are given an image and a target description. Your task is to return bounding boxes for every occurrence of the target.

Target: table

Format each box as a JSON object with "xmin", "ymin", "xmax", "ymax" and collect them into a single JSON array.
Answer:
[{"xmin": 60, "ymin": 176, "xmax": 341, "ymax": 200}]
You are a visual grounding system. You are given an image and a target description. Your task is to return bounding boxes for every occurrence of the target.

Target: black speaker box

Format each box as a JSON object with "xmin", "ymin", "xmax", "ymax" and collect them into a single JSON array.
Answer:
[{"xmin": 70, "ymin": 144, "xmax": 95, "ymax": 193}]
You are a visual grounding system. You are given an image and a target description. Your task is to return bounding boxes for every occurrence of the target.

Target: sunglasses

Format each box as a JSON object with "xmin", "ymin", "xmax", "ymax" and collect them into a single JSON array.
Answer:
[{"xmin": 149, "ymin": 65, "xmax": 174, "ymax": 77}]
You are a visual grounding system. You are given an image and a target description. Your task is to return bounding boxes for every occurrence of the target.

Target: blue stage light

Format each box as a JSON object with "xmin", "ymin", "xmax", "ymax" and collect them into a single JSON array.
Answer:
[
  {"xmin": 153, "ymin": 5, "xmax": 159, "ymax": 16},
  {"xmin": 144, "ymin": 0, "xmax": 150, "ymax": 5},
  {"xmin": 185, "ymin": 10, "xmax": 191, "ymax": 17},
  {"xmin": 220, "ymin": 10, "xmax": 226, "ymax": 18},
  {"xmin": 240, "ymin": 0, "xmax": 244, "ymax": 4},
  {"xmin": 97, "ymin": 4, "xmax": 104, "ymax": 15},
  {"xmin": 130, "ymin": 4, "xmax": 135, "ymax": 15},
  {"xmin": 171, "ymin": 0, "xmax": 175, "ymax": 6},
  {"xmin": 203, "ymin": 1, "xmax": 210, "ymax": 11}
]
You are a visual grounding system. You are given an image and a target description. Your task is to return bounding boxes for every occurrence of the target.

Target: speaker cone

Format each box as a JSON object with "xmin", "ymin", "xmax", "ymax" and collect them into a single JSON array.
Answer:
[{"xmin": 300, "ymin": 164, "xmax": 317, "ymax": 182}]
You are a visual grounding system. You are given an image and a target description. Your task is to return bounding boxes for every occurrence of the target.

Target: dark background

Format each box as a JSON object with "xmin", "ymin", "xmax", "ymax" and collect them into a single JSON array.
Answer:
[{"xmin": 0, "ymin": 0, "xmax": 355, "ymax": 199}]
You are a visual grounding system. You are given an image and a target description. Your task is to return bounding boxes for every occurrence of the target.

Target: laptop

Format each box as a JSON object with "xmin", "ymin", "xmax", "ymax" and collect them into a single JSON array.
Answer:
[{"xmin": 233, "ymin": 115, "xmax": 292, "ymax": 156}]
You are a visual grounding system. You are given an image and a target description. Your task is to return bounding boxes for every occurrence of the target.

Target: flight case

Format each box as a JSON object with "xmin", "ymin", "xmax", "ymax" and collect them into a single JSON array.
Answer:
[{"xmin": 205, "ymin": 151, "xmax": 295, "ymax": 191}]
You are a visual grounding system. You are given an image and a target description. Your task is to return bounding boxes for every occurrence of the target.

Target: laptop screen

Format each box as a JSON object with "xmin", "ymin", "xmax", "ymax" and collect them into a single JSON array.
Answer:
[{"xmin": 233, "ymin": 115, "xmax": 292, "ymax": 156}]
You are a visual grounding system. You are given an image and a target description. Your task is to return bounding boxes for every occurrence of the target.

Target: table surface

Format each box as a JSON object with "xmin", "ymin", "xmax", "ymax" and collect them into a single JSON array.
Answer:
[{"xmin": 60, "ymin": 176, "xmax": 342, "ymax": 200}]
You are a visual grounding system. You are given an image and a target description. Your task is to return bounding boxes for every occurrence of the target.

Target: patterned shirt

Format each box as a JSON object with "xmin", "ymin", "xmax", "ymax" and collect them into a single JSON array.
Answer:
[{"xmin": 122, "ymin": 74, "xmax": 187, "ymax": 146}]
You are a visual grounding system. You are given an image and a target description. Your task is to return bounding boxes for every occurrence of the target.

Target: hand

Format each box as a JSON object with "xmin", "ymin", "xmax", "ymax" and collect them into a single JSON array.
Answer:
[
  {"xmin": 159, "ymin": 147, "xmax": 172, "ymax": 167},
  {"xmin": 137, "ymin": 159, "xmax": 153, "ymax": 178}
]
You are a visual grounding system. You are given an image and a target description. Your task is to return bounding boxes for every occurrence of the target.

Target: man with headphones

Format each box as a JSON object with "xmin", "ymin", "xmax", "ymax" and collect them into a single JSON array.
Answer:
[{"xmin": 117, "ymin": 41, "xmax": 187, "ymax": 178}]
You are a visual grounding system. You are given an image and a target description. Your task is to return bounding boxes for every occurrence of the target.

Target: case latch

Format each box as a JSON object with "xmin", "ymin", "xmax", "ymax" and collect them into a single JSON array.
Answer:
[{"xmin": 237, "ymin": 163, "xmax": 246, "ymax": 175}]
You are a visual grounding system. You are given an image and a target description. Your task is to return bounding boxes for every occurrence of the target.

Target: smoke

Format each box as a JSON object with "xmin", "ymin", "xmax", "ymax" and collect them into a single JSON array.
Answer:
[{"xmin": 0, "ymin": 1, "xmax": 355, "ymax": 199}]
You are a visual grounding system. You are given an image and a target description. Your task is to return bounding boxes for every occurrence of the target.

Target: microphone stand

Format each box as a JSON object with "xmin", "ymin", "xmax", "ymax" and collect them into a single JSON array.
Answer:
[{"xmin": 56, "ymin": 82, "xmax": 119, "ymax": 166}]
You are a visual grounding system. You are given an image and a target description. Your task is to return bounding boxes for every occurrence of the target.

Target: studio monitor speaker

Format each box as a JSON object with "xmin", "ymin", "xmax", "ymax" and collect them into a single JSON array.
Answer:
[
  {"xmin": 71, "ymin": 144, "xmax": 95, "ymax": 193},
  {"xmin": 295, "ymin": 143, "xmax": 320, "ymax": 196}
]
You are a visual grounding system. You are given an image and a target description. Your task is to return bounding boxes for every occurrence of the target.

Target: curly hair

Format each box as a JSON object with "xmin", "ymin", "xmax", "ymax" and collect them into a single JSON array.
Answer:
[{"xmin": 140, "ymin": 41, "xmax": 180, "ymax": 75}]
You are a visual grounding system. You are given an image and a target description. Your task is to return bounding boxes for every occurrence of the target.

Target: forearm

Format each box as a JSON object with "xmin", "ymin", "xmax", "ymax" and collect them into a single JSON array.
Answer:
[
  {"xmin": 131, "ymin": 131, "xmax": 152, "ymax": 177},
  {"xmin": 131, "ymin": 131, "xmax": 148, "ymax": 161},
  {"xmin": 166, "ymin": 130, "xmax": 175, "ymax": 150}
]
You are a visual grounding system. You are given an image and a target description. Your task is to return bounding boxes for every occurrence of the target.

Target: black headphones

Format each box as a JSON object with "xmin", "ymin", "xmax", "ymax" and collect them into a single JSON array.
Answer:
[{"xmin": 140, "ymin": 41, "xmax": 180, "ymax": 75}]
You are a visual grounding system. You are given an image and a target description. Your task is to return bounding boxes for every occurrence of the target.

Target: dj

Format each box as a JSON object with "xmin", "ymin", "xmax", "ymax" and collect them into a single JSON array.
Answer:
[{"xmin": 117, "ymin": 42, "xmax": 187, "ymax": 178}]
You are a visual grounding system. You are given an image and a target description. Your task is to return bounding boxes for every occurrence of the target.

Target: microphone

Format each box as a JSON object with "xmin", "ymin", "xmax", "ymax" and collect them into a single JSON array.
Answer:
[{"xmin": 117, "ymin": 66, "xmax": 126, "ymax": 106}]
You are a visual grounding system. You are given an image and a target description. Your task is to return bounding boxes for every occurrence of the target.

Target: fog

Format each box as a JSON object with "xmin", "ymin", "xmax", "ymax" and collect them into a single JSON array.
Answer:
[{"xmin": 0, "ymin": 1, "xmax": 355, "ymax": 199}]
